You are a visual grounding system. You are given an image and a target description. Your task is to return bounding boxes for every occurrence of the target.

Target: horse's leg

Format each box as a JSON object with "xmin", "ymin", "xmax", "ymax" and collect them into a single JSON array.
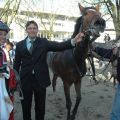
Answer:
[
  {"xmin": 113, "ymin": 77, "xmax": 117, "ymax": 87},
  {"xmin": 63, "ymin": 82, "xmax": 72, "ymax": 120},
  {"xmin": 71, "ymin": 80, "xmax": 81, "ymax": 120},
  {"xmin": 92, "ymin": 76, "xmax": 97, "ymax": 83},
  {"xmin": 88, "ymin": 57, "xmax": 98, "ymax": 84},
  {"xmin": 52, "ymin": 74, "xmax": 58, "ymax": 92}
]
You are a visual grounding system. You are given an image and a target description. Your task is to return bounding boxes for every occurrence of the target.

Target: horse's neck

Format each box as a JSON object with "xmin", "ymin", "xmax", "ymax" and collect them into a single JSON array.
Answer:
[{"xmin": 74, "ymin": 41, "xmax": 89, "ymax": 62}]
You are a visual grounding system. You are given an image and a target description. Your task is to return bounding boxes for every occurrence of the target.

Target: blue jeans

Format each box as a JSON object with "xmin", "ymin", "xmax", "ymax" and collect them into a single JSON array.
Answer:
[{"xmin": 110, "ymin": 83, "xmax": 120, "ymax": 120}]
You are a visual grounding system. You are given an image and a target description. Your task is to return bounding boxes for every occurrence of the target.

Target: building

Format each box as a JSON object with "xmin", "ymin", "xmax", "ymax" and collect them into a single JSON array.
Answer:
[
  {"xmin": 11, "ymin": 11, "xmax": 77, "ymax": 42},
  {"xmin": 0, "ymin": 0, "xmax": 116, "ymax": 42},
  {"xmin": 95, "ymin": 15, "xmax": 116, "ymax": 43}
]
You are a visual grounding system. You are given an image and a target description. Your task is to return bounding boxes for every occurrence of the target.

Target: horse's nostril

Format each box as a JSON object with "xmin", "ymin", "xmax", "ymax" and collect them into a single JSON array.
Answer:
[
  {"xmin": 102, "ymin": 19, "xmax": 106, "ymax": 27},
  {"xmin": 94, "ymin": 20, "xmax": 101, "ymax": 26},
  {"xmin": 94, "ymin": 19, "xmax": 106, "ymax": 27}
]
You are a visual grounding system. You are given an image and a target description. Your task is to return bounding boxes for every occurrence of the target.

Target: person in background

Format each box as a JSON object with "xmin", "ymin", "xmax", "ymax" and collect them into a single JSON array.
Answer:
[
  {"xmin": 3, "ymin": 41, "xmax": 14, "ymax": 65},
  {"xmin": 0, "ymin": 21, "xmax": 16, "ymax": 120},
  {"xmin": 13, "ymin": 20, "xmax": 84, "ymax": 120},
  {"xmin": 92, "ymin": 44, "xmax": 120, "ymax": 120},
  {"xmin": 104, "ymin": 34, "xmax": 111, "ymax": 43}
]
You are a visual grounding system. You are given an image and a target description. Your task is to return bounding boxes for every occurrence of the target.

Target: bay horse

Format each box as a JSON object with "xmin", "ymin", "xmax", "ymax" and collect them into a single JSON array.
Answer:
[{"xmin": 47, "ymin": 3, "xmax": 106, "ymax": 120}]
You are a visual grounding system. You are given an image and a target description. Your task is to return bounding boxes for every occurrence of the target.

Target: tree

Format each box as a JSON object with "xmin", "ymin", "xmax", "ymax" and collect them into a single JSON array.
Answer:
[
  {"xmin": 15, "ymin": 0, "xmax": 58, "ymax": 40},
  {"xmin": 104, "ymin": 0, "xmax": 120, "ymax": 40},
  {"xmin": 0, "ymin": 0, "xmax": 21, "ymax": 26}
]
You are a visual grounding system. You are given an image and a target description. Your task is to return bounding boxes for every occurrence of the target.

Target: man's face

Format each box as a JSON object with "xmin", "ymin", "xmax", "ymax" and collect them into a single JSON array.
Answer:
[
  {"xmin": 26, "ymin": 23, "xmax": 38, "ymax": 39},
  {"xmin": 0, "ymin": 31, "xmax": 7, "ymax": 45}
]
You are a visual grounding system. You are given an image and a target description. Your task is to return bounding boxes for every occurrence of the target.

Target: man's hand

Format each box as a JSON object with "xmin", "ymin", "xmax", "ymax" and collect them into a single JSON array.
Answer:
[{"xmin": 71, "ymin": 32, "xmax": 85, "ymax": 46}]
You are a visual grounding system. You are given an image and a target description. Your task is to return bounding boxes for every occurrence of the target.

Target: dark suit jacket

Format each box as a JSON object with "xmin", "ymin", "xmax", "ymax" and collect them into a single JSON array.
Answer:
[{"xmin": 13, "ymin": 37, "xmax": 73, "ymax": 88}]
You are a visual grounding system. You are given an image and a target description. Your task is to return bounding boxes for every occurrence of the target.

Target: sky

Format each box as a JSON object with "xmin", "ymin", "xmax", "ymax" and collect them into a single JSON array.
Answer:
[
  {"xmin": 0, "ymin": 0, "xmax": 81, "ymax": 17},
  {"xmin": 0, "ymin": 0, "xmax": 116, "ymax": 17},
  {"xmin": 19, "ymin": 0, "xmax": 81, "ymax": 17}
]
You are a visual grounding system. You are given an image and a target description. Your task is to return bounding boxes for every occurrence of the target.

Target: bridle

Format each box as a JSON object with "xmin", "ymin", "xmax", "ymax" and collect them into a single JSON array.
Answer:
[
  {"xmin": 73, "ymin": 7, "xmax": 103, "ymax": 77},
  {"xmin": 78, "ymin": 8, "xmax": 101, "ymax": 43}
]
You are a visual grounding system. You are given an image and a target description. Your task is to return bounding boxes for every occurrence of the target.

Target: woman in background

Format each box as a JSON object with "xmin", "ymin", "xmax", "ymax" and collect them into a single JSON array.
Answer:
[{"xmin": 0, "ymin": 21, "xmax": 16, "ymax": 120}]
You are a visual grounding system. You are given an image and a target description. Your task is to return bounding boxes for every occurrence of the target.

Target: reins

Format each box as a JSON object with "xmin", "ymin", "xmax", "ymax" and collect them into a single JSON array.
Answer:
[{"xmin": 72, "ymin": 8, "xmax": 100, "ymax": 77}]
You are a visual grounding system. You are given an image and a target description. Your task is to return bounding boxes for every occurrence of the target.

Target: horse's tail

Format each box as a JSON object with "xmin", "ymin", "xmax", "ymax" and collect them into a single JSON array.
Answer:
[
  {"xmin": 47, "ymin": 52, "xmax": 56, "ymax": 68},
  {"xmin": 47, "ymin": 52, "xmax": 58, "ymax": 92}
]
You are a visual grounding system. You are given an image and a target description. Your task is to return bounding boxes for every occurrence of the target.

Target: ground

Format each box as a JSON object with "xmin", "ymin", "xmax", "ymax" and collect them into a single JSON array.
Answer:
[{"xmin": 14, "ymin": 68, "xmax": 115, "ymax": 120}]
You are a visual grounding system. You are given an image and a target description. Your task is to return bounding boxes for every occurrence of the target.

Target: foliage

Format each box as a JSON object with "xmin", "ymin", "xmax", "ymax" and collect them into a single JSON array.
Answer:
[{"xmin": 0, "ymin": 0, "xmax": 21, "ymax": 26}]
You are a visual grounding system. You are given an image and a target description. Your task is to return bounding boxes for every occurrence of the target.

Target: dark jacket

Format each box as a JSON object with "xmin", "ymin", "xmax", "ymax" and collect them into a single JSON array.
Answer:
[
  {"xmin": 94, "ymin": 47, "xmax": 120, "ymax": 83},
  {"xmin": 13, "ymin": 37, "xmax": 73, "ymax": 88}
]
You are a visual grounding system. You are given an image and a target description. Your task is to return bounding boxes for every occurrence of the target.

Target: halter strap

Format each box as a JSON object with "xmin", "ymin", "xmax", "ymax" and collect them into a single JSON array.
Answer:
[{"xmin": 79, "ymin": 7, "xmax": 100, "ymax": 34}]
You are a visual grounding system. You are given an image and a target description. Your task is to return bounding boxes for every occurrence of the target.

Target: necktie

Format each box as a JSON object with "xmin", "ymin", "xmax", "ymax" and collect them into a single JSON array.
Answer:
[{"xmin": 29, "ymin": 40, "xmax": 34, "ymax": 54}]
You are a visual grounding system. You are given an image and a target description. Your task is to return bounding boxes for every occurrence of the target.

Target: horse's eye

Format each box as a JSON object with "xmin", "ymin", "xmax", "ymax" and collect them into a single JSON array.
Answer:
[{"xmin": 84, "ymin": 12, "xmax": 87, "ymax": 16}]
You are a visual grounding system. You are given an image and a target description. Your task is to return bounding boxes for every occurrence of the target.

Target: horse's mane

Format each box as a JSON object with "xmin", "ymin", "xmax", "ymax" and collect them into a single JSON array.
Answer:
[
  {"xmin": 71, "ymin": 16, "xmax": 83, "ymax": 39},
  {"xmin": 71, "ymin": 6, "xmax": 97, "ymax": 39}
]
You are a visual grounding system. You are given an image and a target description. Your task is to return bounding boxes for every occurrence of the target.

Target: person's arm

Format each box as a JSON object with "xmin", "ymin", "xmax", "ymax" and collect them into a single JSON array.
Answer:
[
  {"xmin": 13, "ymin": 43, "xmax": 21, "ymax": 74},
  {"xmin": 93, "ymin": 47, "xmax": 113, "ymax": 59},
  {"xmin": 46, "ymin": 32, "xmax": 84, "ymax": 51}
]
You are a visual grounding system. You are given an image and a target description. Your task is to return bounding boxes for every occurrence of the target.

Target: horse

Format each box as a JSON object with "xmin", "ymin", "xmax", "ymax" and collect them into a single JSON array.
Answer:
[
  {"xmin": 47, "ymin": 3, "xmax": 106, "ymax": 120},
  {"xmin": 92, "ymin": 42, "xmax": 118, "ymax": 86}
]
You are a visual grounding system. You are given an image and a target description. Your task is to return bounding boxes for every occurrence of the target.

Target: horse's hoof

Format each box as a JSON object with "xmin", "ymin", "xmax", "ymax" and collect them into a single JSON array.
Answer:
[
  {"xmin": 67, "ymin": 116, "xmax": 71, "ymax": 120},
  {"xmin": 70, "ymin": 114, "xmax": 76, "ymax": 120},
  {"xmin": 52, "ymin": 86, "xmax": 56, "ymax": 92},
  {"xmin": 93, "ymin": 79, "xmax": 99, "ymax": 84},
  {"xmin": 67, "ymin": 118, "xmax": 71, "ymax": 120}
]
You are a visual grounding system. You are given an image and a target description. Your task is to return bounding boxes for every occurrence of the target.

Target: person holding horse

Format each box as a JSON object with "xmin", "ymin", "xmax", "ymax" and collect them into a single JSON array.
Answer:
[
  {"xmin": 0, "ymin": 21, "xmax": 17, "ymax": 120},
  {"xmin": 13, "ymin": 20, "xmax": 84, "ymax": 120},
  {"xmin": 92, "ymin": 44, "xmax": 120, "ymax": 120}
]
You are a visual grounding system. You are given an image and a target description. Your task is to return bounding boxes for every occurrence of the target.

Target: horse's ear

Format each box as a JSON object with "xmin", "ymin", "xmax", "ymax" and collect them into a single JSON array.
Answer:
[
  {"xmin": 95, "ymin": 4, "xmax": 100, "ymax": 11},
  {"xmin": 78, "ymin": 3, "xmax": 85, "ymax": 14}
]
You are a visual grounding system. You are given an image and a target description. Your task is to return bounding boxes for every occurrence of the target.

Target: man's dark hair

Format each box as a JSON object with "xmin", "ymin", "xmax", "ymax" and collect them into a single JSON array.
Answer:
[{"xmin": 25, "ymin": 20, "xmax": 38, "ymax": 29}]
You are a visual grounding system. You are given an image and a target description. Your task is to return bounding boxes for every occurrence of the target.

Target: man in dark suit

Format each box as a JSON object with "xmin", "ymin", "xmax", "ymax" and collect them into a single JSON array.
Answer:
[
  {"xmin": 13, "ymin": 20, "xmax": 84, "ymax": 120},
  {"xmin": 92, "ymin": 45, "xmax": 120, "ymax": 120}
]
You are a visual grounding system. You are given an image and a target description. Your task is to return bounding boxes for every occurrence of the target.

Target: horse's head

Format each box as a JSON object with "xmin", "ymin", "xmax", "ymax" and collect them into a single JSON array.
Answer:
[
  {"xmin": 72, "ymin": 4, "xmax": 106, "ymax": 60},
  {"xmin": 72, "ymin": 3, "xmax": 105, "ymax": 42}
]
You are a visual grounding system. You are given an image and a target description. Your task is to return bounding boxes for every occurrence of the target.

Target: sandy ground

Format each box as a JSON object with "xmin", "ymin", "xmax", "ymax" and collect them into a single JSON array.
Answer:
[{"xmin": 14, "ymin": 66, "xmax": 116, "ymax": 120}]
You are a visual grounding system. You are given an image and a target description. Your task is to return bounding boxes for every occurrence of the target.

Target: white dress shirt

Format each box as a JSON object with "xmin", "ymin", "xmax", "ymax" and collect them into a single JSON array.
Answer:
[{"xmin": 26, "ymin": 37, "xmax": 36, "ymax": 51}]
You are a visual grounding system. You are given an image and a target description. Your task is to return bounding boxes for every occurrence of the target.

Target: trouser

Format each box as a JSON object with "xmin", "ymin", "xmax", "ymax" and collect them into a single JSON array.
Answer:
[
  {"xmin": 9, "ymin": 96, "xmax": 14, "ymax": 120},
  {"xmin": 21, "ymin": 75, "xmax": 46, "ymax": 120},
  {"xmin": 110, "ymin": 83, "xmax": 120, "ymax": 120},
  {"xmin": 5, "ymin": 78, "xmax": 14, "ymax": 120}
]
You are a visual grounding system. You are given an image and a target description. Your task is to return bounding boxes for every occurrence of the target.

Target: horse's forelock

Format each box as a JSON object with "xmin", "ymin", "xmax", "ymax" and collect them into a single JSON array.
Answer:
[{"xmin": 83, "ymin": 7, "xmax": 97, "ymax": 14}]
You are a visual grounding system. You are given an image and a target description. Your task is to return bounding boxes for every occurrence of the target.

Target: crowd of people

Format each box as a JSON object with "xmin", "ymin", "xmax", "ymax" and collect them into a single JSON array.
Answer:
[{"xmin": 0, "ymin": 20, "xmax": 119, "ymax": 120}]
